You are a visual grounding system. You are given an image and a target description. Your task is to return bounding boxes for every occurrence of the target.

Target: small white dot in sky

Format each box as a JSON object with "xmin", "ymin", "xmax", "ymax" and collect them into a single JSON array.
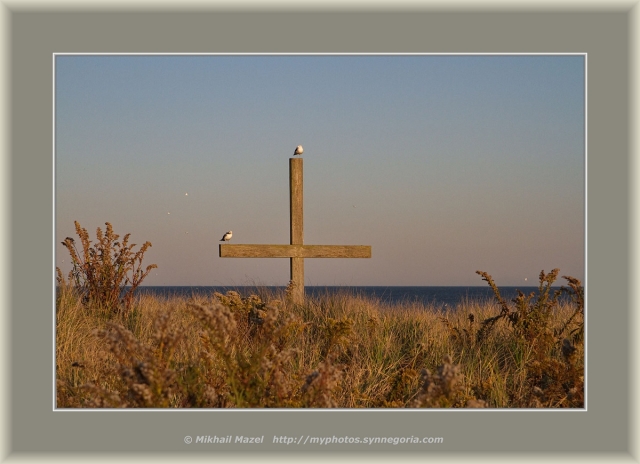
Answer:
[
  {"xmin": 168, "ymin": 212, "xmax": 170, "ymax": 215},
  {"xmin": 525, "ymin": 278, "xmax": 528, "ymax": 281},
  {"xmin": 185, "ymin": 193, "xmax": 188, "ymax": 196}
]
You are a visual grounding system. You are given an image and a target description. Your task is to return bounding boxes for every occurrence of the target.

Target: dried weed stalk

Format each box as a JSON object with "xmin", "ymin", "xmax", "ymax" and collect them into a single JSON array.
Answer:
[{"xmin": 58, "ymin": 221, "xmax": 157, "ymax": 313}]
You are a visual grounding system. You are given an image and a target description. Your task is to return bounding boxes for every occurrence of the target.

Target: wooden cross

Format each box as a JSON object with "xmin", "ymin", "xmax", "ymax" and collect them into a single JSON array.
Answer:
[{"xmin": 219, "ymin": 157, "xmax": 371, "ymax": 304}]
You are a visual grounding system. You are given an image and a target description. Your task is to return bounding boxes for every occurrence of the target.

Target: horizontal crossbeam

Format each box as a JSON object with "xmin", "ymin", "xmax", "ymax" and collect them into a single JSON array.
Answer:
[{"xmin": 220, "ymin": 244, "xmax": 371, "ymax": 259}]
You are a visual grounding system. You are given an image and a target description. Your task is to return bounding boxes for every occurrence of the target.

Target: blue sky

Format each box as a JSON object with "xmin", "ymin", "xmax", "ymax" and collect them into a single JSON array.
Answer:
[{"xmin": 55, "ymin": 54, "xmax": 585, "ymax": 286}]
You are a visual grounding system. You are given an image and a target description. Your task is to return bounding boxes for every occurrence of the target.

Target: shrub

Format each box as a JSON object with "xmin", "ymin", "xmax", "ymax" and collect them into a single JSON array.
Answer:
[
  {"xmin": 473, "ymin": 269, "xmax": 584, "ymax": 407},
  {"xmin": 57, "ymin": 221, "xmax": 157, "ymax": 313}
]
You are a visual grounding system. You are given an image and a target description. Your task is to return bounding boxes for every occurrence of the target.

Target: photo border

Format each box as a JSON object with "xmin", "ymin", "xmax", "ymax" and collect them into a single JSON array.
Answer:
[{"xmin": 2, "ymin": 1, "xmax": 637, "ymax": 463}]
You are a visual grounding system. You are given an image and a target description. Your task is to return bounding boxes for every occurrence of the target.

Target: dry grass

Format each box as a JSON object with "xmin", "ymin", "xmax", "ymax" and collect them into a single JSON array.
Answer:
[{"xmin": 56, "ymin": 270, "xmax": 584, "ymax": 409}]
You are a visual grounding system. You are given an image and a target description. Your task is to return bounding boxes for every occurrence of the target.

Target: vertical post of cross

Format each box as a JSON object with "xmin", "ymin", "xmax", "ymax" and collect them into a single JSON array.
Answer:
[{"xmin": 289, "ymin": 158, "xmax": 304, "ymax": 304}]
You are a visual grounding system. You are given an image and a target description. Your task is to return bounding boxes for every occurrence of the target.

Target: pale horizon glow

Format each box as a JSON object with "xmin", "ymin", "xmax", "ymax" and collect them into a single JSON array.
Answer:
[{"xmin": 55, "ymin": 54, "xmax": 585, "ymax": 287}]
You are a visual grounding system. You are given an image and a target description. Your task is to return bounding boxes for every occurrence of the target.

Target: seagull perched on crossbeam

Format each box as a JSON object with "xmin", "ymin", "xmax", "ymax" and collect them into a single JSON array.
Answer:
[
  {"xmin": 293, "ymin": 145, "xmax": 304, "ymax": 156},
  {"xmin": 220, "ymin": 231, "xmax": 232, "ymax": 242}
]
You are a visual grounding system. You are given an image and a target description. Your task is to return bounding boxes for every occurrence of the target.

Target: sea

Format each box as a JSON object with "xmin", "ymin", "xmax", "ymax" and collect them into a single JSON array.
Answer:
[{"xmin": 135, "ymin": 286, "xmax": 566, "ymax": 309}]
